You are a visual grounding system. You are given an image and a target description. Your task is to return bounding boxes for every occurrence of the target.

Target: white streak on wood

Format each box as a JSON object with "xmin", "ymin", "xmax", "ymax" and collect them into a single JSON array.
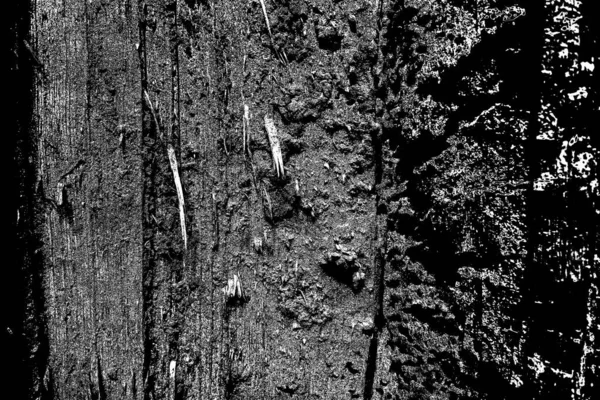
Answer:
[
  {"xmin": 263, "ymin": 187, "xmax": 273, "ymax": 220},
  {"xmin": 167, "ymin": 144, "xmax": 187, "ymax": 250},
  {"xmin": 233, "ymin": 274, "xmax": 241, "ymax": 298},
  {"xmin": 144, "ymin": 89, "xmax": 162, "ymax": 138},
  {"xmin": 169, "ymin": 359, "xmax": 176, "ymax": 400},
  {"xmin": 258, "ymin": 0, "xmax": 273, "ymax": 40},
  {"xmin": 223, "ymin": 274, "xmax": 244, "ymax": 299},
  {"xmin": 56, "ymin": 181, "xmax": 64, "ymax": 206},
  {"xmin": 169, "ymin": 360, "xmax": 176, "ymax": 380},
  {"xmin": 264, "ymin": 115, "xmax": 284, "ymax": 177},
  {"xmin": 243, "ymin": 104, "xmax": 251, "ymax": 156}
]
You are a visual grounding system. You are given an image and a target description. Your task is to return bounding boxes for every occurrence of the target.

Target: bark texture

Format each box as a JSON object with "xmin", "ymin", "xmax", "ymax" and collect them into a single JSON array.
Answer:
[{"xmin": 9, "ymin": 1, "xmax": 600, "ymax": 399}]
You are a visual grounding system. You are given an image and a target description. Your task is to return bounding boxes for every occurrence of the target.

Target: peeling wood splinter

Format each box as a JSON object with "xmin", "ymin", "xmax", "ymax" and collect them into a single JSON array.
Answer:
[
  {"xmin": 144, "ymin": 90, "xmax": 162, "ymax": 137},
  {"xmin": 264, "ymin": 114, "xmax": 284, "ymax": 177},
  {"xmin": 167, "ymin": 144, "xmax": 187, "ymax": 250},
  {"xmin": 243, "ymin": 104, "xmax": 251, "ymax": 157},
  {"xmin": 222, "ymin": 274, "xmax": 246, "ymax": 304},
  {"xmin": 258, "ymin": 0, "xmax": 287, "ymax": 66}
]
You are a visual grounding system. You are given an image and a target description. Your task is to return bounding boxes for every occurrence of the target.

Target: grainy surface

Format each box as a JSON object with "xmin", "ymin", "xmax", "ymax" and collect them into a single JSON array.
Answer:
[{"xmin": 6, "ymin": 1, "xmax": 599, "ymax": 399}]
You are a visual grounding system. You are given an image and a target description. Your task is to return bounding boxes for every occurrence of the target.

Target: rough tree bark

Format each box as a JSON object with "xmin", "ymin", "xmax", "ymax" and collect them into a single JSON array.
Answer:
[{"xmin": 14, "ymin": 1, "xmax": 600, "ymax": 399}]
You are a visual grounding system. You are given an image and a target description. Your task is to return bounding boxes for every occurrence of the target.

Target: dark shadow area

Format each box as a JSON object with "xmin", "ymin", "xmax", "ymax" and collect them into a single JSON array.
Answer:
[{"xmin": 4, "ymin": 1, "xmax": 50, "ymax": 399}]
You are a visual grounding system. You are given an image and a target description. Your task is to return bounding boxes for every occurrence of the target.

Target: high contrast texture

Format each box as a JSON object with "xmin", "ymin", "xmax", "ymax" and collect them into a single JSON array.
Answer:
[{"xmin": 6, "ymin": 1, "xmax": 599, "ymax": 399}]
